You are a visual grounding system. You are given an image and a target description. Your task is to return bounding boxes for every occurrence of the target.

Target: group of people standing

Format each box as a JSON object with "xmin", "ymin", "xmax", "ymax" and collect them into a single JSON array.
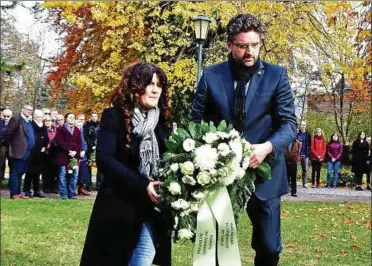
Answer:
[
  {"xmin": 0, "ymin": 104, "xmax": 101, "ymax": 199},
  {"xmin": 285, "ymin": 120, "xmax": 372, "ymax": 197}
]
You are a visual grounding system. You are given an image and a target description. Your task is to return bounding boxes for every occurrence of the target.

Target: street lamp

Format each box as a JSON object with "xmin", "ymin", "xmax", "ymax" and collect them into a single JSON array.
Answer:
[{"xmin": 192, "ymin": 14, "xmax": 211, "ymax": 85}]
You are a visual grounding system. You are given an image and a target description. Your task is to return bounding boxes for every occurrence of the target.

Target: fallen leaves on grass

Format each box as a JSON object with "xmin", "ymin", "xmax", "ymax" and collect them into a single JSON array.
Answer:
[
  {"xmin": 351, "ymin": 244, "xmax": 361, "ymax": 248},
  {"xmin": 314, "ymin": 232, "xmax": 327, "ymax": 238},
  {"xmin": 341, "ymin": 249, "xmax": 348, "ymax": 254},
  {"xmin": 343, "ymin": 217, "xmax": 352, "ymax": 224}
]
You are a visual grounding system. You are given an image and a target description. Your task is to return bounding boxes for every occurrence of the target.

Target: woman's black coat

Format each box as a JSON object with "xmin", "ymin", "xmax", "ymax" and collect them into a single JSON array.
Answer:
[
  {"xmin": 27, "ymin": 121, "xmax": 48, "ymax": 174},
  {"xmin": 351, "ymin": 139, "xmax": 369, "ymax": 173},
  {"xmin": 80, "ymin": 107, "xmax": 171, "ymax": 266}
]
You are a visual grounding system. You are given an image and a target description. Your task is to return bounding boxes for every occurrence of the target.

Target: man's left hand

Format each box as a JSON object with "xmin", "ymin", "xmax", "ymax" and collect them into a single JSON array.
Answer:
[
  {"xmin": 249, "ymin": 142, "xmax": 273, "ymax": 169},
  {"xmin": 80, "ymin": 151, "xmax": 85, "ymax": 158}
]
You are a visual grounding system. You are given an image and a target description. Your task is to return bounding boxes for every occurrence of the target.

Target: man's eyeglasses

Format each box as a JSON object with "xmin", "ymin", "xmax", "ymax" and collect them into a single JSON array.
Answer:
[
  {"xmin": 23, "ymin": 107, "xmax": 33, "ymax": 112},
  {"xmin": 4, "ymin": 115, "xmax": 11, "ymax": 118},
  {"xmin": 44, "ymin": 112, "xmax": 51, "ymax": 115},
  {"xmin": 233, "ymin": 42, "xmax": 261, "ymax": 50}
]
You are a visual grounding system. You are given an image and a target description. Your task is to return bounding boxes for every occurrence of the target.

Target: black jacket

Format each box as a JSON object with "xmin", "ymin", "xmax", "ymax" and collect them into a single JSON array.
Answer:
[
  {"xmin": 80, "ymin": 107, "xmax": 171, "ymax": 266},
  {"xmin": 351, "ymin": 139, "xmax": 369, "ymax": 173},
  {"xmin": 27, "ymin": 121, "xmax": 48, "ymax": 174}
]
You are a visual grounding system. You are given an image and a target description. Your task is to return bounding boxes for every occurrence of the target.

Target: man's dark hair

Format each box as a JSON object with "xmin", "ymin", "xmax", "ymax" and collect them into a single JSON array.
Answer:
[{"xmin": 226, "ymin": 14, "xmax": 266, "ymax": 42}]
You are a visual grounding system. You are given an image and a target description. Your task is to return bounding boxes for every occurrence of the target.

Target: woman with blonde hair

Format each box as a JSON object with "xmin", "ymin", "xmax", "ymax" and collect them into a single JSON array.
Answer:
[{"xmin": 310, "ymin": 128, "xmax": 327, "ymax": 188}]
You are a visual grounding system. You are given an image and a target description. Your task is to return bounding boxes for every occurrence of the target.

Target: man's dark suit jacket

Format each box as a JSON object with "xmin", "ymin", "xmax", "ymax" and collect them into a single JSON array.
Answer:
[
  {"xmin": 192, "ymin": 60, "xmax": 297, "ymax": 201},
  {"xmin": 4, "ymin": 114, "xmax": 30, "ymax": 159}
]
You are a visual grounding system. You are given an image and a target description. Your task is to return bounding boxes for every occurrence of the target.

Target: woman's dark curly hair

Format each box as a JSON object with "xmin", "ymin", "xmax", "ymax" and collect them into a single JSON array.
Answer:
[
  {"xmin": 329, "ymin": 133, "xmax": 340, "ymax": 143},
  {"xmin": 111, "ymin": 62, "xmax": 171, "ymax": 149},
  {"xmin": 226, "ymin": 13, "xmax": 266, "ymax": 42}
]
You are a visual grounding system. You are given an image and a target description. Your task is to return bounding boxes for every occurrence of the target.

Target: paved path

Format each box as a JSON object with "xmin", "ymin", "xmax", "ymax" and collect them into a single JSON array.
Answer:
[
  {"xmin": 282, "ymin": 186, "xmax": 371, "ymax": 202},
  {"xmin": 1, "ymin": 182, "xmax": 370, "ymax": 202}
]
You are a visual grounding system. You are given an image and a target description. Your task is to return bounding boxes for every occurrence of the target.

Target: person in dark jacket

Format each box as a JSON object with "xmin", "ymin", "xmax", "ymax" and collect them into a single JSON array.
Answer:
[
  {"xmin": 297, "ymin": 120, "xmax": 311, "ymax": 188},
  {"xmin": 23, "ymin": 110, "xmax": 49, "ymax": 198},
  {"xmin": 326, "ymin": 133, "xmax": 343, "ymax": 188},
  {"xmin": 84, "ymin": 112, "xmax": 102, "ymax": 190},
  {"xmin": 365, "ymin": 136, "xmax": 371, "ymax": 190},
  {"xmin": 75, "ymin": 117, "xmax": 91, "ymax": 196},
  {"xmin": 4, "ymin": 103, "xmax": 35, "ymax": 199},
  {"xmin": 351, "ymin": 132, "xmax": 369, "ymax": 191},
  {"xmin": 55, "ymin": 113, "xmax": 82, "ymax": 199},
  {"xmin": 80, "ymin": 63, "xmax": 171, "ymax": 266},
  {"xmin": 284, "ymin": 139, "xmax": 301, "ymax": 197},
  {"xmin": 0, "ymin": 109, "xmax": 12, "ymax": 182}
]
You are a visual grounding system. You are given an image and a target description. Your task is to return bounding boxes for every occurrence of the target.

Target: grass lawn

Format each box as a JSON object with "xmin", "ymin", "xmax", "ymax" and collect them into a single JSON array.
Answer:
[{"xmin": 1, "ymin": 199, "xmax": 370, "ymax": 266}]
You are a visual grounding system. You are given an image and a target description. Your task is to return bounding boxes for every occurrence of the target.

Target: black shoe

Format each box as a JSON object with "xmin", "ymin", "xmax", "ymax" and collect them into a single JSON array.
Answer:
[
  {"xmin": 355, "ymin": 186, "xmax": 363, "ymax": 191},
  {"xmin": 24, "ymin": 191, "xmax": 33, "ymax": 198},
  {"xmin": 291, "ymin": 193, "xmax": 297, "ymax": 197},
  {"xmin": 51, "ymin": 189, "xmax": 59, "ymax": 194},
  {"xmin": 33, "ymin": 191, "xmax": 45, "ymax": 198},
  {"xmin": 325, "ymin": 185, "xmax": 330, "ymax": 188},
  {"xmin": 367, "ymin": 185, "xmax": 371, "ymax": 190},
  {"xmin": 43, "ymin": 188, "xmax": 50, "ymax": 194}
]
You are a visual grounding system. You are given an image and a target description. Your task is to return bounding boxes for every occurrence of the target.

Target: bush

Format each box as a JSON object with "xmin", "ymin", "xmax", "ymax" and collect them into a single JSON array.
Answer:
[{"xmin": 337, "ymin": 170, "xmax": 355, "ymax": 187}]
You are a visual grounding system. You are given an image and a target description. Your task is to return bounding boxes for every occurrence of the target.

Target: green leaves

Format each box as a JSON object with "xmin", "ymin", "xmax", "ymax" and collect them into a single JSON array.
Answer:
[
  {"xmin": 217, "ymin": 120, "xmax": 228, "ymax": 132},
  {"xmin": 256, "ymin": 162, "xmax": 271, "ymax": 180}
]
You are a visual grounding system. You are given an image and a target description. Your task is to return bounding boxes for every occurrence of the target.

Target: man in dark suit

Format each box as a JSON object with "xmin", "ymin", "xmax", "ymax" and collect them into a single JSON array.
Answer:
[
  {"xmin": 0, "ymin": 109, "xmax": 13, "ymax": 182},
  {"xmin": 4, "ymin": 103, "xmax": 35, "ymax": 198},
  {"xmin": 191, "ymin": 14, "xmax": 297, "ymax": 266}
]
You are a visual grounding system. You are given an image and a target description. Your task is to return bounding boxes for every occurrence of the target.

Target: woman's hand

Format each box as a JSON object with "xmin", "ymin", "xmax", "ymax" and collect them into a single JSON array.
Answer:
[{"xmin": 147, "ymin": 181, "xmax": 161, "ymax": 204}]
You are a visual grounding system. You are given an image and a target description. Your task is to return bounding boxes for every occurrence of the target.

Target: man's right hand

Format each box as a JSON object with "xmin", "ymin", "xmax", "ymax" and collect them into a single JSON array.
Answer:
[{"xmin": 69, "ymin": 151, "xmax": 77, "ymax": 157}]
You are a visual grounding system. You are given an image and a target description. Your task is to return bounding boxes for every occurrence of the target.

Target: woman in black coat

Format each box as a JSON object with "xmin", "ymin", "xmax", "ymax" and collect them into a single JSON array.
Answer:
[
  {"xmin": 80, "ymin": 63, "xmax": 171, "ymax": 266},
  {"xmin": 351, "ymin": 131, "xmax": 369, "ymax": 191},
  {"xmin": 23, "ymin": 109, "xmax": 49, "ymax": 198}
]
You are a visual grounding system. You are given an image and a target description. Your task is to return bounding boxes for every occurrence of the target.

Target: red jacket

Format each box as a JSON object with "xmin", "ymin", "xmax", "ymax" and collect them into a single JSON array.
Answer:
[
  {"xmin": 54, "ymin": 125, "xmax": 82, "ymax": 166},
  {"xmin": 310, "ymin": 136, "xmax": 327, "ymax": 161}
]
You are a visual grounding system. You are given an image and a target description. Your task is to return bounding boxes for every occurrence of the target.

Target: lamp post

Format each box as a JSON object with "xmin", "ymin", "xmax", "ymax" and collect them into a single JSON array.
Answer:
[{"xmin": 192, "ymin": 14, "xmax": 211, "ymax": 85}]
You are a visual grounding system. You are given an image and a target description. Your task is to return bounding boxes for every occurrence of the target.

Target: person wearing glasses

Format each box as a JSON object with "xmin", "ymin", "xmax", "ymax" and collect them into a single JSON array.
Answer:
[
  {"xmin": 23, "ymin": 109, "xmax": 48, "ymax": 198},
  {"xmin": 0, "ymin": 109, "xmax": 12, "ymax": 183},
  {"xmin": 192, "ymin": 14, "xmax": 296, "ymax": 266},
  {"xmin": 43, "ymin": 108, "xmax": 51, "ymax": 117},
  {"xmin": 42, "ymin": 115, "xmax": 59, "ymax": 194},
  {"xmin": 4, "ymin": 103, "xmax": 36, "ymax": 199},
  {"xmin": 55, "ymin": 113, "xmax": 82, "ymax": 199},
  {"xmin": 56, "ymin": 114, "xmax": 65, "ymax": 127}
]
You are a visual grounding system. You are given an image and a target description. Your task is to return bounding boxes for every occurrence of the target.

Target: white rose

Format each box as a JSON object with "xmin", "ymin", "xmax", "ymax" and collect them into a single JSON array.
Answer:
[
  {"xmin": 217, "ymin": 167, "xmax": 229, "ymax": 178},
  {"xmin": 192, "ymin": 191, "xmax": 205, "ymax": 200},
  {"xmin": 180, "ymin": 161, "xmax": 195, "ymax": 176},
  {"xmin": 222, "ymin": 175, "xmax": 236, "ymax": 186},
  {"xmin": 217, "ymin": 131, "xmax": 229, "ymax": 140},
  {"xmin": 171, "ymin": 199, "xmax": 190, "ymax": 210},
  {"xmin": 190, "ymin": 202, "xmax": 199, "ymax": 212},
  {"xmin": 180, "ymin": 209, "xmax": 192, "ymax": 217},
  {"xmin": 236, "ymin": 167, "xmax": 246, "ymax": 180},
  {"xmin": 242, "ymin": 156, "xmax": 250, "ymax": 170},
  {"xmin": 229, "ymin": 140, "xmax": 243, "ymax": 163},
  {"xmin": 217, "ymin": 143, "xmax": 230, "ymax": 156},
  {"xmin": 170, "ymin": 163, "xmax": 179, "ymax": 173},
  {"xmin": 178, "ymin": 228, "xmax": 194, "ymax": 240},
  {"xmin": 197, "ymin": 171, "xmax": 211, "ymax": 186},
  {"xmin": 194, "ymin": 145, "xmax": 218, "ymax": 171},
  {"xmin": 202, "ymin": 132, "xmax": 219, "ymax": 144},
  {"xmin": 183, "ymin": 138, "xmax": 196, "ymax": 152},
  {"xmin": 168, "ymin": 182, "xmax": 181, "ymax": 195},
  {"xmin": 182, "ymin": 175, "xmax": 196, "ymax": 186},
  {"xmin": 209, "ymin": 169, "xmax": 217, "ymax": 176},
  {"xmin": 229, "ymin": 129, "xmax": 240, "ymax": 139}
]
